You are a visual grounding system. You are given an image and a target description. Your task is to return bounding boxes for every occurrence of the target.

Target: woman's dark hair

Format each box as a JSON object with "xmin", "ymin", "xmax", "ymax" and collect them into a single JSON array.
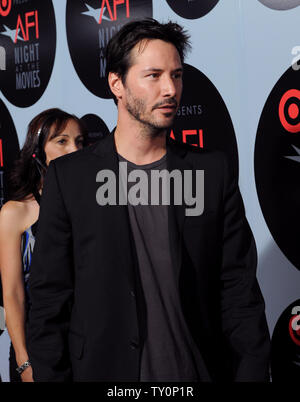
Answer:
[
  {"xmin": 9, "ymin": 108, "xmax": 87, "ymax": 202},
  {"xmin": 106, "ymin": 18, "xmax": 190, "ymax": 95}
]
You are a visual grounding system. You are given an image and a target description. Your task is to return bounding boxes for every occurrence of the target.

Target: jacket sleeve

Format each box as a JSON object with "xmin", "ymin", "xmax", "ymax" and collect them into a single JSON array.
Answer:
[
  {"xmin": 27, "ymin": 161, "xmax": 73, "ymax": 382},
  {"xmin": 220, "ymin": 154, "xmax": 271, "ymax": 382}
]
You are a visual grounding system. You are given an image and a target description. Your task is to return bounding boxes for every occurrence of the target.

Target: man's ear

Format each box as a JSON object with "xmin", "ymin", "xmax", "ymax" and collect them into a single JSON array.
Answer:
[{"xmin": 108, "ymin": 72, "xmax": 123, "ymax": 102}]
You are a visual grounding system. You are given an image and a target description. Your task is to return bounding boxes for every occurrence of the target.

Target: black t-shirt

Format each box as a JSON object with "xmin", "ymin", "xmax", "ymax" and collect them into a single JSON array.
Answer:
[{"xmin": 118, "ymin": 153, "xmax": 210, "ymax": 381}]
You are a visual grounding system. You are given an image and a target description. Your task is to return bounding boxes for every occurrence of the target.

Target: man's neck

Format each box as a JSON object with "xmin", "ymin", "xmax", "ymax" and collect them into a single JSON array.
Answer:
[{"xmin": 114, "ymin": 117, "xmax": 167, "ymax": 166}]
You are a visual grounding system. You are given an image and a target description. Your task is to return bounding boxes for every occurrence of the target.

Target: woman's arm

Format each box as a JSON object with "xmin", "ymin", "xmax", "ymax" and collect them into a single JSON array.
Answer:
[{"xmin": 0, "ymin": 202, "xmax": 33, "ymax": 382}]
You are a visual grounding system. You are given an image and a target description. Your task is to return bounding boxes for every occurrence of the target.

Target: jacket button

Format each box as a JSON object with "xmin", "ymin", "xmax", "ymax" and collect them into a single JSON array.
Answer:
[
  {"xmin": 130, "ymin": 340, "xmax": 139, "ymax": 350},
  {"xmin": 130, "ymin": 290, "xmax": 135, "ymax": 297}
]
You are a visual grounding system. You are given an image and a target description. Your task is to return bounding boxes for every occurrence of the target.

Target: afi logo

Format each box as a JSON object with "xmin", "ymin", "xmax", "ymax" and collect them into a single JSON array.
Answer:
[
  {"xmin": 170, "ymin": 129, "xmax": 204, "ymax": 148},
  {"xmin": 99, "ymin": 0, "xmax": 130, "ymax": 24},
  {"xmin": 15, "ymin": 10, "xmax": 39, "ymax": 43},
  {"xmin": 0, "ymin": 46, "xmax": 6, "ymax": 70},
  {"xmin": 289, "ymin": 306, "xmax": 300, "ymax": 346},
  {"xmin": 0, "ymin": 0, "xmax": 11, "ymax": 17}
]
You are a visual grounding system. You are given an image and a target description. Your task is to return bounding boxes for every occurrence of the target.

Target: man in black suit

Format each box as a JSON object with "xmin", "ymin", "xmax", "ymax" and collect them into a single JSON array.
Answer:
[{"xmin": 27, "ymin": 19, "xmax": 270, "ymax": 382}]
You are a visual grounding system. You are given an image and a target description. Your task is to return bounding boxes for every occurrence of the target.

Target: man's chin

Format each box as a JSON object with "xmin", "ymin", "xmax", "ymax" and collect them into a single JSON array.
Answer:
[
  {"xmin": 153, "ymin": 116, "xmax": 176, "ymax": 130},
  {"xmin": 139, "ymin": 116, "xmax": 175, "ymax": 133}
]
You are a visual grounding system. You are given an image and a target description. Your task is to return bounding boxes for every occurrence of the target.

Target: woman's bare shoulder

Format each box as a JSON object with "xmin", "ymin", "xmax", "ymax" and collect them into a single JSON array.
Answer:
[
  {"xmin": 0, "ymin": 200, "xmax": 32, "ymax": 233},
  {"xmin": 1, "ymin": 200, "xmax": 27, "ymax": 217}
]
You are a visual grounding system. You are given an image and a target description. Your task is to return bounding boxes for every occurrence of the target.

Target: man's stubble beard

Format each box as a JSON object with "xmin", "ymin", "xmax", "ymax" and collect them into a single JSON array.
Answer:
[{"xmin": 125, "ymin": 87, "xmax": 177, "ymax": 138}]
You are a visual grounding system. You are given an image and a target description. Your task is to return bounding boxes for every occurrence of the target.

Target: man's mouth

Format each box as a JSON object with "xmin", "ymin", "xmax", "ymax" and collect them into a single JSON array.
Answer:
[
  {"xmin": 156, "ymin": 104, "xmax": 177, "ymax": 112},
  {"xmin": 153, "ymin": 100, "xmax": 178, "ymax": 111},
  {"xmin": 158, "ymin": 105, "xmax": 175, "ymax": 109}
]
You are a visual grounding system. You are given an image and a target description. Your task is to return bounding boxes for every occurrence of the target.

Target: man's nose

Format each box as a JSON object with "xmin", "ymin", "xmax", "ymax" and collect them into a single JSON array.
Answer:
[{"xmin": 161, "ymin": 75, "xmax": 176, "ymax": 97}]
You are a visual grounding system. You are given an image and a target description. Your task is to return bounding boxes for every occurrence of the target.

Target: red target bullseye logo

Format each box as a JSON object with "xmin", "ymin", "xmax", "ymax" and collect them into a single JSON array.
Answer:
[
  {"xmin": 278, "ymin": 89, "xmax": 300, "ymax": 133},
  {"xmin": 289, "ymin": 309, "xmax": 300, "ymax": 346},
  {"xmin": 0, "ymin": 0, "xmax": 11, "ymax": 16}
]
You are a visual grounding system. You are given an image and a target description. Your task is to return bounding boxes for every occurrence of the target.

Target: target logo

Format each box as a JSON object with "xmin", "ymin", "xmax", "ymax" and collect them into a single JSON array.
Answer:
[
  {"xmin": 0, "ymin": 0, "xmax": 11, "ymax": 17},
  {"xmin": 271, "ymin": 299, "xmax": 300, "ymax": 381},
  {"xmin": 279, "ymin": 89, "xmax": 300, "ymax": 133},
  {"xmin": 289, "ymin": 306, "xmax": 300, "ymax": 346},
  {"xmin": 255, "ymin": 66, "xmax": 300, "ymax": 270}
]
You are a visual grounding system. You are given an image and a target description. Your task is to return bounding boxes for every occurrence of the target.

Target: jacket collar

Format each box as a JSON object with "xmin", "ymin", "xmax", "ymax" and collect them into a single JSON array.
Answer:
[
  {"xmin": 92, "ymin": 129, "xmax": 189, "ymax": 165},
  {"xmin": 92, "ymin": 129, "xmax": 190, "ymax": 281},
  {"xmin": 91, "ymin": 129, "xmax": 192, "ymax": 231},
  {"xmin": 92, "ymin": 130, "xmax": 116, "ymax": 158}
]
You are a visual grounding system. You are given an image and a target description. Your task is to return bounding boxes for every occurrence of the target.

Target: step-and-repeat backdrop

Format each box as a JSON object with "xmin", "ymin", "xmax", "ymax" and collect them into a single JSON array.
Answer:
[{"xmin": 0, "ymin": 0, "xmax": 299, "ymax": 381}]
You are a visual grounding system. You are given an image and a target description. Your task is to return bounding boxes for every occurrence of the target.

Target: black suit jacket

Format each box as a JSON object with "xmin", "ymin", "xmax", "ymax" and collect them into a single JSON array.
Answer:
[{"xmin": 27, "ymin": 132, "xmax": 270, "ymax": 382}]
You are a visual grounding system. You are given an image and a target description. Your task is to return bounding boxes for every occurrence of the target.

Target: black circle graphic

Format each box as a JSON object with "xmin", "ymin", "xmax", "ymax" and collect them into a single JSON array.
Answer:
[
  {"xmin": 66, "ymin": 0, "xmax": 153, "ymax": 99},
  {"xmin": 258, "ymin": 0, "xmax": 300, "ymax": 10},
  {"xmin": 0, "ymin": 0, "xmax": 56, "ymax": 107},
  {"xmin": 166, "ymin": 0, "xmax": 220, "ymax": 20},
  {"xmin": 0, "ymin": 98, "xmax": 19, "ymax": 337},
  {"xmin": 169, "ymin": 63, "xmax": 238, "ymax": 177},
  {"xmin": 81, "ymin": 113, "xmax": 110, "ymax": 145},
  {"xmin": 271, "ymin": 299, "xmax": 300, "ymax": 382},
  {"xmin": 0, "ymin": 98, "xmax": 19, "ymax": 205},
  {"xmin": 254, "ymin": 66, "xmax": 300, "ymax": 270}
]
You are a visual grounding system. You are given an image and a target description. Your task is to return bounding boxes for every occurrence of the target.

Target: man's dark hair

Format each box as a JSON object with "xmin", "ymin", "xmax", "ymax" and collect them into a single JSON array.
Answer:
[{"xmin": 106, "ymin": 18, "xmax": 190, "ymax": 99}]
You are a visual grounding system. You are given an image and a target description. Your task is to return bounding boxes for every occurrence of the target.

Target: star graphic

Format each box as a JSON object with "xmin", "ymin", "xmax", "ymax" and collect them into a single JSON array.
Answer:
[
  {"xmin": 0, "ymin": 25, "xmax": 24, "ymax": 43},
  {"xmin": 284, "ymin": 144, "xmax": 300, "ymax": 163},
  {"xmin": 292, "ymin": 353, "xmax": 300, "ymax": 367},
  {"xmin": 81, "ymin": 3, "xmax": 111, "ymax": 22}
]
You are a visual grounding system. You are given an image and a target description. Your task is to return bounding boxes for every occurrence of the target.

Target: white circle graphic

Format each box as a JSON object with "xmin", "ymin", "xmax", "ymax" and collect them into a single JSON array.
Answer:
[{"xmin": 258, "ymin": 0, "xmax": 300, "ymax": 10}]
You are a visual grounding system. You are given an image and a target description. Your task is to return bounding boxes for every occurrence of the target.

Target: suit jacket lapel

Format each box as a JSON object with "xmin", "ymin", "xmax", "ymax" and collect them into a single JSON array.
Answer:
[
  {"xmin": 166, "ymin": 137, "xmax": 193, "ymax": 281},
  {"xmin": 92, "ymin": 132, "xmax": 137, "ymax": 288}
]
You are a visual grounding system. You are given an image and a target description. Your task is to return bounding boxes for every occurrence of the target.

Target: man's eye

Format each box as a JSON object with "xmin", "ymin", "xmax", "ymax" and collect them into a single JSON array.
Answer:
[{"xmin": 148, "ymin": 73, "xmax": 159, "ymax": 78}]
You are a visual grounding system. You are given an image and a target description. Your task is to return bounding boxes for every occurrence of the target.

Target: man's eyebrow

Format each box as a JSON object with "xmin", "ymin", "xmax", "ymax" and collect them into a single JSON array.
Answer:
[
  {"xmin": 142, "ymin": 67, "xmax": 183, "ymax": 73},
  {"xmin": 173, "ymin": 68, "xmax": 183, "ymax": 73},
  {"xmin": 142, "ymin": 68, "xmax": 163, "ymax": 73}
]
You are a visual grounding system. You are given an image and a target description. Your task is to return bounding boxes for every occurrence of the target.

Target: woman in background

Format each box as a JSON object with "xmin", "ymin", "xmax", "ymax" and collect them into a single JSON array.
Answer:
[{"xmin": 0, "ymin": 108, "xmax": 87, "ymax": 382}]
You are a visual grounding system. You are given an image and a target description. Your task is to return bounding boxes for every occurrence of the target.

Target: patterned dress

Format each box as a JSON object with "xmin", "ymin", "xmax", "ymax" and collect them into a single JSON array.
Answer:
[
  {"xmin": 21, "ymin": 221, "xmax": 38, "ymax": 315},
  {"xmin": 9, "ymin": 220, "xmax": 38, "ymax": 382}
]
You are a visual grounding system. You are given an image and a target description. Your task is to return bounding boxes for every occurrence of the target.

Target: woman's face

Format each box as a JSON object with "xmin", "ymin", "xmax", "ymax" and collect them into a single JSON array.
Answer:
[{"xmin": 44, "ymin": 119, "xmax": 84, "ymax": 166}]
